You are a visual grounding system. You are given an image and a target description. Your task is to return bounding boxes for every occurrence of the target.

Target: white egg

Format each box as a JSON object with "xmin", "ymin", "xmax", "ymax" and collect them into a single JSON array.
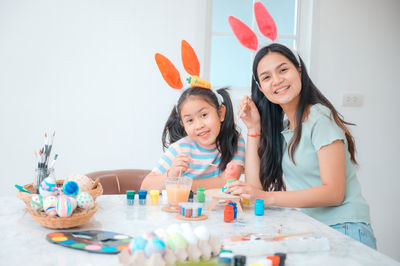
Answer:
[{"xmin": 194, "ymin": 225, "xmax": 210, "ymax": 241}]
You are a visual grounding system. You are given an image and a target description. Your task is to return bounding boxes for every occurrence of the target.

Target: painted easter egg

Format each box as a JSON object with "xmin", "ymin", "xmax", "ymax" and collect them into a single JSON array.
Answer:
[
  {"xmin": 144, "ymin": 237, "xmax": 166, "ymax": 258},
  {"xmin": 129, "ymin": 236, "xmax": 148, "ymax": 255},
  {"xmin": 39, "ymin": 176, "xmax": 57, "ymax": 197},
  {"xmin": 30, "ymin": 194, "xmax": 43, "ymax": 211},
  {"xmin": 65, "ymin": 174, "xmax": 93, "ymax": 191},
  {"xmin": 69, "ymin": 196, "xmax": 77, "ymax": 210},
  {"xmin": 76, "ymin": 192, "xmax": 94, "ymax": 209},
  {"xmin": 56, "ymin": 195, "xmax": 73, "ymax": 217},
  {"xmin": 62, "ymin": 180, "xmax": 79, "ymax": 197},
  {"xmin": 43, "ymin": 195, "xmax": 58, "ymax": 216},
  {"xmin": 166, "ymin": 232, "xmax": 187, "ymax": 251},
  {"xmin": 154, "ymin": 228, "xmax": 167, "ymax": 240},
  {"xmin": 143, "ymin": 231, "xmax": 157, "ymax": 240},
  {"xmin": 54, "ymin": 187, "xmax": 64, "ymax": 197}
]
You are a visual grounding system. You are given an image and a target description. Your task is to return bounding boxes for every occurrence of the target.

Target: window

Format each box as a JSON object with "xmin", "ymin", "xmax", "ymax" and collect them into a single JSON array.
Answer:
[{"xmin": 207, "ymin": 0, "xmax": 303, "ymax": 89}]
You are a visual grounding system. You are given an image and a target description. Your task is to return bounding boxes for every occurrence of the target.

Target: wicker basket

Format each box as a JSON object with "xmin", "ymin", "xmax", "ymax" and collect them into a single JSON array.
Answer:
[
  {"xmin": 17, "ymin": 179, "xmax": 103, "ymax": 207},
  {"xmin": 17, "ymin": 179, "xmax": 102, "ymax": 229},
  {"xmin": 26, "ymin": 204, "xmax": 99, "ymax": 229}
]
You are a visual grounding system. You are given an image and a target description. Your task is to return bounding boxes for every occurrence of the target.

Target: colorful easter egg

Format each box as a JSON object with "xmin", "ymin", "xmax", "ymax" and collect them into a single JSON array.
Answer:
[
  {"xmin": 54, "ymin": 187, "xmax": 64, "ymax": 197},
  {"xmin": 39, "ymin": 176, "xmax": 57, "ymax": 197},
  {"xmin": 65, "ymin": 174, "xmax": 93, "ymax": 191},
  {"xmin": 56, "ymin": 195, "xmax": 73, "ymax": 217},
  {"xmin": 76, "ymin": 192, "xmax": 94, "ymax": 209},
  {"xmin": 166, "ymin": 232, "xmax": 187, "ymax": 251},
  {"xmin": 62, "ymin": 180, "xmax": 79, "ymax": 196},
  {"xmin": 129, "ymin": 236, "xmax": 148, "ymax": 255},
  {"xmin": 69, "ymin": 196, "xmax": 77, "ymax": 210},
  {"xmin": 30, "ymin": 194, "xmax": 43, "ymax": 211},
  {"xmin": 144, "ymin": 237, "xmax": 166, "ymax": 258},
  {"xmin": 43, "ymin": 195, "xmax": 58, "ymax": 216}
]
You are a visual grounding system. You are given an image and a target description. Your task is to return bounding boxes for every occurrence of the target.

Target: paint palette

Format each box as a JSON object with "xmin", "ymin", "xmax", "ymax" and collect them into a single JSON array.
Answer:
[{"xmin": 47, "ymin": 230, "xmax": 132, "ymax": 254}]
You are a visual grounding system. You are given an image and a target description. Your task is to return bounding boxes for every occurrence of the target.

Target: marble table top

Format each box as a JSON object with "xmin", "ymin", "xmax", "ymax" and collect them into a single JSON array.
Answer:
[{"xmin": 1, "ymin": 194, "xmax": 399, "ymax": 266}]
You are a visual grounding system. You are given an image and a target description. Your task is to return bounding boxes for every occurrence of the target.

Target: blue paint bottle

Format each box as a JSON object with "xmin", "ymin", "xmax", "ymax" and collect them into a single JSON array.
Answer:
[
  {"xmin": 228, "ymin": 202, "xmax": 237, "ymax": 219},
  {"xmin": 138, "ymin": 190, "xmax": 147, "ymax": 205},
  {"xmin": 254, "ymin": 199, "xmax": 264, "ymax": 216}
]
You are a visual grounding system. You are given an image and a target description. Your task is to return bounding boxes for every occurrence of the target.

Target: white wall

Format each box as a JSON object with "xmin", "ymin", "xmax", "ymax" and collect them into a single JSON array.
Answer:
[
  {"xmin": 310, "ymin": 0, "xmax": 400, "ymax": 261},
  {"xmin": 0, "ymin": 0, "xmax": 208, "ymax": 188},
  {"xmin": 1, "ymin": 0, "xmax": 399, "ymax": 262}
]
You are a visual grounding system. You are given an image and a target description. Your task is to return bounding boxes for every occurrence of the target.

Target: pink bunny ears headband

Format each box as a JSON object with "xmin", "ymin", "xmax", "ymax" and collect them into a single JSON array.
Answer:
[
  {"xmin": 228, "ymin": 1, "xmax": 300, "ymax": 64},
  {"xmin": 154, "ymin": 40, "xmax": 224, "ymax": 106}
]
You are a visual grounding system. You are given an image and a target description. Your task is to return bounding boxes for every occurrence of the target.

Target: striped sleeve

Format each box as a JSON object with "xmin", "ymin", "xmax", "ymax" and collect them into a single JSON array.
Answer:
[
  {"xmin": 152, "ymin": 142, "xmax": 180, "ymax": 174},
  {"xmin": 232, "ymin": 134, "xmax": 245, "ymax": 166}
]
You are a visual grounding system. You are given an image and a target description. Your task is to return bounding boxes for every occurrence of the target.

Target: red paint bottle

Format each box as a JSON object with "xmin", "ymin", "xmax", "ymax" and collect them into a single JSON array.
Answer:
[{"xmin": 224, "ymin": 205, "xmax": 234, "ymax": 222}]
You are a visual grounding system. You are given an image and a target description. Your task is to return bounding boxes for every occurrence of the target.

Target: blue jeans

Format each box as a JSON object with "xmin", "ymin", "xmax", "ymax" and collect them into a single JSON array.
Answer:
[{"xmin": 331, "ymin": 222, "xmax": 377, "ymax": 250}]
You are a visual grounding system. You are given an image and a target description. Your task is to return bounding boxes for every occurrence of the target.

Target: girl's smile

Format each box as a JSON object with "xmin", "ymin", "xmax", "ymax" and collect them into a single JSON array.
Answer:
[{"xmin": 180, "ymin": 96, "xmax": 225, "ymax": 148}]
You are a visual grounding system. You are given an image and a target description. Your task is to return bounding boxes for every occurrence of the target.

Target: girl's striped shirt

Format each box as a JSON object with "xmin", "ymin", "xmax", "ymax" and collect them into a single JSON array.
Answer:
[{"xmin": 152, "ymin": 135, "xmax": 245, "ymax": 179}]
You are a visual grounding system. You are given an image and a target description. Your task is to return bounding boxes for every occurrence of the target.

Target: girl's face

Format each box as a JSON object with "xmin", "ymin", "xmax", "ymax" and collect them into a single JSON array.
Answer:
[
  {"xmin": 180, "ymin": 96, "xmax": 226, "ymax": 148},
  {"xmin": 256, "ymin": 52, "xmax": 302, "ymax": 108}
]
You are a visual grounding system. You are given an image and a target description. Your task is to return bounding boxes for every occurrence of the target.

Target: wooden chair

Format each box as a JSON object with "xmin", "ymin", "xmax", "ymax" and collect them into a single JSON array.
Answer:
[{"xmin": 86, "ymin": 169, "xmax": 150, "ymax": 194}]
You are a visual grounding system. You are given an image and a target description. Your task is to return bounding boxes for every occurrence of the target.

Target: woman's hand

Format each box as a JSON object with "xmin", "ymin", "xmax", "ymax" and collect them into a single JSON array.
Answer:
[
  {"xmin": 225, "ymin": 180, "xmax": 265, "ymax": 201},
  {"xmin": 168, "ymin": 153, "xmax": 192, "ymax": 177},
  {"xmin": 238, "ymin": 96, "xmax": 261, "ymax": 132}
]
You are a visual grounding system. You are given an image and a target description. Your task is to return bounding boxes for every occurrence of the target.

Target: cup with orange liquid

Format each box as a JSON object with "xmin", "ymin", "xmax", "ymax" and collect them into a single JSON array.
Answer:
[{"xmin": 164, "ymin": 176, "xmax": 192, "ymax": 210}]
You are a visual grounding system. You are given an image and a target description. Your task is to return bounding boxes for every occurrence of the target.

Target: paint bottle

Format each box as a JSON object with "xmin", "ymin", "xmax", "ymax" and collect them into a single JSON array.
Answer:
[
  {"xmin": 197, "ymin": 186, "xmax": 205, "ymax": 202},
  {"xmin": 149, "ymin": 190, "xmax": 159, "ymax": 205},
  {"xmin": 222, "ymin": 179, "xmax": 236, "ymax": 193},
  {"xmin": 254, "ymin": 199, "xmax": 264, "ymax": 216},
  {"xmin": 228, "ymin": 202, "xmax": 237, "ymax": 219},
  {"xmin": 126, "ymin": 190, "xmax": 135, "ymax": 206},
  {"xmin": 224, "ymin": 204, "xmax": 234, "ymax": 222},
  {"xmin": 233, "ymin": 255, "xmax": 246, "ymax": 266},
  {"xmin": 188, "ymin": 190, "xmax": 194, "ymax": 202},
  {"xmin": 138, "ymin": 190, "xmax": 147, "ymax": 205},
  {"xmin": 218, "ymin": 250, "xmax": 233, "ymax": 265}
]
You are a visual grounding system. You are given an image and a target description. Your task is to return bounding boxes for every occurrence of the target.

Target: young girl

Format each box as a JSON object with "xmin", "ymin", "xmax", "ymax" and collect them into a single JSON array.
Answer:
[
  {"xmin": 226, "ymin": 43, "xmax": 376, "ymax": 249},
  {"xmin": 140, "ymin": 86, "xmax": 245, "ymax": 191}
]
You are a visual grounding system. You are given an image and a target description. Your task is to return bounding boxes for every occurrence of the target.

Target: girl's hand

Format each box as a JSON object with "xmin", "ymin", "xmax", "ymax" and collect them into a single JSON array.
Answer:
[
  {"xmin": 225, "ymin": 180, "xmax": 264, "ymax": 200},
  {"xmin": 168, "ymin": 153, "xmax": 192, "ymax": 177},
  {"xmin": 238, "ymin": 96, "xmax": 261, "ymax": 132}
]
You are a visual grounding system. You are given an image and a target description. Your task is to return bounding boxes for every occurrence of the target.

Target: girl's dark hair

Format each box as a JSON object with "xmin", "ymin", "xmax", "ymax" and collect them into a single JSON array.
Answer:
[
  {"xmin": 252, "ymin": 43, "xmax": 357, "ymax": 192},
  {"xmin": 162, "ymin": 87, "xmax": 240, "ymax": 172}
]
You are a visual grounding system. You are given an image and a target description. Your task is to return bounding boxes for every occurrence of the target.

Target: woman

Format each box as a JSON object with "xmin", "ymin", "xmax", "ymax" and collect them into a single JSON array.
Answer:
[{"xmin": 226, "ymin": 43, "xmax": 376, "ymax": 249}]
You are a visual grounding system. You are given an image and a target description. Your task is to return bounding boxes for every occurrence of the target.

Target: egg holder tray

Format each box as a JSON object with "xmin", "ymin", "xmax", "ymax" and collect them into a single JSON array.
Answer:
[{"xmin": 17, "ymin": 180, "xmax": 103, "ymax": 229}]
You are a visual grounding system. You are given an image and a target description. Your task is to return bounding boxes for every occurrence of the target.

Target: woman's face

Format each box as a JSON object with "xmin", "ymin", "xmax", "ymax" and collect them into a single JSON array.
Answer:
[{"xmin": 256, "ymin": 52, "xmax": 302, "ymax": 108}]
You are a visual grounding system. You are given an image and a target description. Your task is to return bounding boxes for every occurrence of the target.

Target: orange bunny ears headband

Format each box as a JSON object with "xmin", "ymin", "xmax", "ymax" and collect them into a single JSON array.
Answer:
[
  {"xmin": 155, "ymin": 40, "xmax": 224, "ymax": 106},
  {"xmin": 228, "ymin": 1, "xmax": 300, "ymax": 64},
  {"xmin": 155, "ymin": 40, "xmax": 211, "ymax": 90}
]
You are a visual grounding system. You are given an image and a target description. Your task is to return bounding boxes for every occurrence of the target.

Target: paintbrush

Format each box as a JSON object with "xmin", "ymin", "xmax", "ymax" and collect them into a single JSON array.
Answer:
[{"xmin": 15, "ymin": 184, "xmax": 32, "ymax": 194}]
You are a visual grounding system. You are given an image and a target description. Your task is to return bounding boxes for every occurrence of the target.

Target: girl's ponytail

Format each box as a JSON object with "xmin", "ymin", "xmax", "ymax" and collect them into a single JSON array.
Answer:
[{"xmin": 161, "ymin": 106, "xmax": 186, "ymax": 151}]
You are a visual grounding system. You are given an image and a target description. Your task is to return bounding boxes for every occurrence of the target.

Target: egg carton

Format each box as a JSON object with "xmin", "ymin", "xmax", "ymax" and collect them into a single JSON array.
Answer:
[{"xmin": 118, "ymin": 224, "xmax": 222, "ymax": 266}]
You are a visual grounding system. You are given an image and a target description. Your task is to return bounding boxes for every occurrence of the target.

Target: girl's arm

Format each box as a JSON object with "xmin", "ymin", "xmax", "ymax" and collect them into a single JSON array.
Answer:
[
  {"xmin": 228, "ymin": 140, "xmax": 346, "ymax": 207},
  {"xmin": 140, "ymin": 171, "xmax": 168, "ymax": 191},
  {"xmin": 191, "ymin": 164, "xmax": 244, "ymax": 191}
]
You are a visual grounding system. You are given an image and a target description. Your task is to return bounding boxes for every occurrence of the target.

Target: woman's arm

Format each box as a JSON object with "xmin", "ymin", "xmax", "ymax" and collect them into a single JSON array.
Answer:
[
  {"xmin": 238, "ymin": 96, "xmax": 263, "ymax": 189},
  {"xmin": 228, "ymin": 140, "xmax": 346, "ymax": 208},
  {"xmin": 267, "ymin": 140, "xmax": 346, "ymax": 207}
]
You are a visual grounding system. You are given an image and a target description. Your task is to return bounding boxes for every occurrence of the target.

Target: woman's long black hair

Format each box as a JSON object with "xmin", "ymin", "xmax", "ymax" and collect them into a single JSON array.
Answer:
[
  {"xmin": 252, "ymin": 43, "xmax": 357, "ymax": 192},
  {"xmin": 162, "ymin": 87, "xmax": 240, "ymax": 172}
]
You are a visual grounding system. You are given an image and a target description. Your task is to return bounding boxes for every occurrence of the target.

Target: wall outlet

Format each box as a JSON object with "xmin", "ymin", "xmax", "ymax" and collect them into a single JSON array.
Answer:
[{"xmin": 342, "ymin": 92, "xmax": 364, "ymax": 107}]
